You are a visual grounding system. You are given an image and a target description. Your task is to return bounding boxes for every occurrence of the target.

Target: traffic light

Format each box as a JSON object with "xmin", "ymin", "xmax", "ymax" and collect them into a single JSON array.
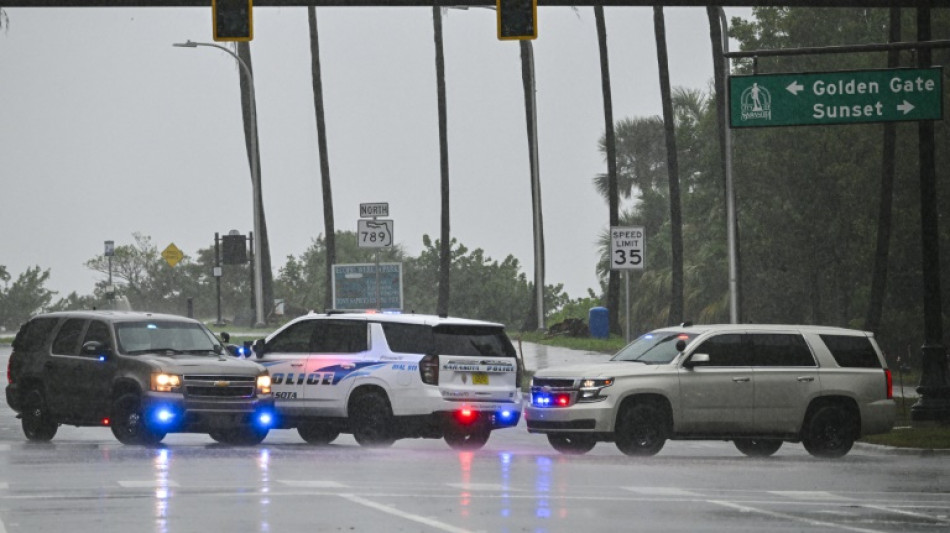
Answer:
[
  {"xmin": 497, "ymin": 0, "xmax": 537, "ymax": 41},
  {"xmin": 222, "ymin": 234, "xmax": 248, "ymax": 265},
  {"xmin": 212, "ymin": 0, "xmax": 253, "ymax": 42}
]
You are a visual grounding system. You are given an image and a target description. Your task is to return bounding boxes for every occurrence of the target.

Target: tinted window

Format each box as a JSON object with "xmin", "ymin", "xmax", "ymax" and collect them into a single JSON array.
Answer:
[
  {"xmin": 311, "ymin": 321, "xmax": 367, "ymax": 353},
  {"xmin": 267, "ymin": 320, "xmax": 319, "ymax": 353},
  {"xmin": 820, "ymin": 334, "xmax": 882, "ymax": 368},
  {"xmin": 693, "ymin": 334, "xmax": 750, "ymax": 366},
  {"xmin": 51, "ymin": 318, "xmax": 86, "ymax": 356},
  {"xmin": 751, "ymin": 333, "xmax": 816, "ymax": 367},
  {"xmin": 12, "ymin": 317, "xmax": 59, "ymax": 353},
  {"xmin": 81, "ymin": 320, "xmax": 113, "ymax": 355},
  {"xmin": 382, "ymin": 323, "xmax": 515, "ymax": 358}
]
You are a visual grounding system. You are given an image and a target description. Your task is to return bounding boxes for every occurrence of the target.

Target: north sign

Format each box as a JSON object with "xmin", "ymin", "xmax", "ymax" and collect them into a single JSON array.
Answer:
[{"xmin": 730, "ymin": 67, "xmax": 943, "ymax": 128}]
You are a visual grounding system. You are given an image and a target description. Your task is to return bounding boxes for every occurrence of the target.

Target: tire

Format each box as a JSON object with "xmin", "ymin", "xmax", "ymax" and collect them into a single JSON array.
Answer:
[
  {"xmin": 111, "ymin": 393, "xmax": 166, "ymax": 445},
  {"xmin": 21, "ymin": 389, "xmax": 58, "ymax": 442},
  {"xmin": 444, "ymin": 422, "xmax": 491, "ymax": 451},
  {"xmin": 615, "ymin": 401, "xmax": 668, "ymax": 457},
  {"xmin": 209, "ymin": 427, "xmax": 268, "ymax": 445},
  {"xmin": 350, "ymin": 392, "xmax": 395, "ymax": 448},
  {"xmin": 802, "ymin": 404, "xmax": 855, "ymax": 458},
  {"xmin": 547, "ymin": 433, "xmax": 596, "ymax": 455},
  {"xmin": 298, "ymin": 423, "xmax": 340, "ymax": 445},
  {"xmin": 734, "ymin": 438, "xmax": 783, "ymax": 457}
]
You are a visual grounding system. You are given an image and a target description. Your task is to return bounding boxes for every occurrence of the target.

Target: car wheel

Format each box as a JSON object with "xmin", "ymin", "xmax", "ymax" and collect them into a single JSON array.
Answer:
[
  {"xmin": 298, "ymin": 423, "xmax": 340, "ymax": 445},
  {"xmin": 21, "ymin": 388, "xmax": 58, "ymax": 442},
  {"xmin": 444, "ymin": 422, "xmax": 491, "ymax": 451},
  {"xmin": 615, "ymin": 401, "xmax": 668, "ymax": 456},
  {"xmin": 547, "ymin": 434, "xmax": 596, "ymax": 455},
  {"xmin": 802, "ymin": 404, "xmax": 855, "ymax": 458},
  {"xmin": 209, "ymin": 427, "xmax": 268, "ymax": 445},
  {"xmin": 734, "ymin": 438, "xmax": 783, "ymax": 457},
  {"xmin": 350, "ymin": 392, "xmax": 395, "ymax": 448},
  {"xmin": 111, "ymin": 393, "xmax": 166, "ymax": 445}
]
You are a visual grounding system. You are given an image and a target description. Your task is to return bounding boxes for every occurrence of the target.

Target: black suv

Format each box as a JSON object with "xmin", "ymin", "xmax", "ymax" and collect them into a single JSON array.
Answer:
[{"xmin": 5, "ymin": 310, "xmax": 275, "ymax": 445}]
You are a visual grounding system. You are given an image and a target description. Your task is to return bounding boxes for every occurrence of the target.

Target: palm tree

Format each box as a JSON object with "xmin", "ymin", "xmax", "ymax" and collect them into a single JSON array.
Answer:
[
  {"xmin": 865, "ymin": 7, "xmax": 900, "ymax": 334},
  {"xmin": 235, "ymin": 42, "xmax": 275, "ymax": 320},
  {"xmin": 432, "ymin": 6, "xmax": 451, "ymax": 317},
  {"xmin": 653, "ymin": 6, "xmax": 684, "ymax": 324},
  {"xmin": 594, "ymin": 6, "xmax": 621, "ymax": 335},
  {"xmin": 307, "ymin": 7, "xmax": 337, "ymax": 312}
]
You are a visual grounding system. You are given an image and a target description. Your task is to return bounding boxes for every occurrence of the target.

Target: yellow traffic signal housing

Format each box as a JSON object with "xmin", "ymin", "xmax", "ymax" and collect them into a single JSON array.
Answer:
[
  {"xmin": 497, "ymin": 0, "xmax": 537, "ymax": 41},
  {"xmin": 213, "ymin": 0, "xmax": 253, "ymax": 42}
]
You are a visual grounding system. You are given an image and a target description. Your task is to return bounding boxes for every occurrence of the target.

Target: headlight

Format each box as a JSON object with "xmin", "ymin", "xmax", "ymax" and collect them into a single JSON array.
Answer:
[
  {"xmin": 256, "ymin": 374, "xmax": 272, "ymax": 395},
  {"xmin": 151, "ymin": 373, "xmax": 182, "ymax": 393},
  {"xmin": 577, "ymin": 378, "xmax": 614, "ymax": 403}
]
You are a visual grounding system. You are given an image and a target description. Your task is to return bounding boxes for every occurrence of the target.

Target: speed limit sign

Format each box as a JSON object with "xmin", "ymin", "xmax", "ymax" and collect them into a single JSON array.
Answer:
[{"xmin": 610, "ymin": 226, "xmax": 645, "ymax": 270}]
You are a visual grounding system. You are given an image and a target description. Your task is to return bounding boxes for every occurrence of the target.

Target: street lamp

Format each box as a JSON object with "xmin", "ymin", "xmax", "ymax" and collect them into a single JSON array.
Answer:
[{"xmin": 173, "ymin": 39, "xmax": 265, "ymax": 327}]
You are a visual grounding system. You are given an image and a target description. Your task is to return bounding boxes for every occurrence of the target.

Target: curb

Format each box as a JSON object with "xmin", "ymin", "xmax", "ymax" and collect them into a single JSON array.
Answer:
[{"xmin": 853, "ymin": 441, "xmax": 950, "ymax": 456}]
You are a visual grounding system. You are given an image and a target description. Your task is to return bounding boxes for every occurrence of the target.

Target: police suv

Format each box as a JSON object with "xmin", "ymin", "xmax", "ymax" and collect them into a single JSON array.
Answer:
[
  {"xmin": 5, "ymin": 311, "xmax": 274, "ymax": 445},
  {"xmin": 526, "ymin": 324, "xmax": 896, "ymax": 458},
  {"xmin": 251, "ymin": 312, "xmax": 524, "ymax": 449}
]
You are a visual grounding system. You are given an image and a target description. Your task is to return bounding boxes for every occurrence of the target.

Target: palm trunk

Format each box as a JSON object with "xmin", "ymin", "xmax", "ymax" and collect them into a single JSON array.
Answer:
[
  {"xmin": 236, "ymin": 42, "xmax": 274, "ymax": 319},
  {"xmin": 433, "ymin": 5, "xmax": 451, "ymax": 317},
  {"xmin": 308, "ymin": 7, "xmax": 337, "ymax": 312},
  {"xmin": 654, "ymin": 7, "xmax": 684, "ymax": 324},
  {"xmin": 595, "ymin": 6, "xmax": 620, "ymax": 335}
]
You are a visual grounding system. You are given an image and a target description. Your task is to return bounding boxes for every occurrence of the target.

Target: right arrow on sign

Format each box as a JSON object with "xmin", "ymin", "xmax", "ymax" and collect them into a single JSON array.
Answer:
[{"xmin": 897, "ymin": 100, "xmax": 915, "ymax": 114}]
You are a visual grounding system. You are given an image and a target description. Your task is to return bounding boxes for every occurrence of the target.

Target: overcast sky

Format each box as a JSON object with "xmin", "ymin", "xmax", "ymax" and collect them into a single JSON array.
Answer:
[{"xmin": 0, "ymin": 6, "xmax": 747, "ymax": 303}]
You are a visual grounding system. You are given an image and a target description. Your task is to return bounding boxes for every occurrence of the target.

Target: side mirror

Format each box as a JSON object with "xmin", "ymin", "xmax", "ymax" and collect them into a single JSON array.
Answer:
[
  {"xmin": 675, "ymin": 339, "xmax": 687, "ymax": 352},
  {"xmin": 253, "ymin": 338, "xmax": 266, "ymax": 359},
  {"xmin": 684, "ymin": 352, "xmax": 710, "ymax": 369},
  {"xmin": 220, "ymin": 332, "xmax": 231, "ymax": 343},
  {"xmin": 81, "ymin": 340, "xmax": 111, "ymax": 361}
]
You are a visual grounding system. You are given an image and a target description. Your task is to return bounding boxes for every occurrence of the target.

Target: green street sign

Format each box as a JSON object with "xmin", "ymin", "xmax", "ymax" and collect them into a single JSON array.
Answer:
[{"xmin": 730, "ymin": 67, "xmax": 943, "ymax": 128}]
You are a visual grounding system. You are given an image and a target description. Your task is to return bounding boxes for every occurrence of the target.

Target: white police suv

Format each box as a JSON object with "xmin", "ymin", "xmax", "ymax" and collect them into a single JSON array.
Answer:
[
  {"xmin": 526, "ymin": 324, "xmax": 896, "ymax": 458},
  {"xmin": 251, "ymin": 312, "xmax": 523, "ymax": 449}
]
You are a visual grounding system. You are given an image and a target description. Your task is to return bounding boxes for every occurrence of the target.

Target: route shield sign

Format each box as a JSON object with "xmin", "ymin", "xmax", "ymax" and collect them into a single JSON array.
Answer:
[
  {"xmin": 357, "ymin": 219, "xmax": 393, "ymax": 248},
  {"xmin": 730, "ymin": 67, "xmax": 943, "ymax": 128}
]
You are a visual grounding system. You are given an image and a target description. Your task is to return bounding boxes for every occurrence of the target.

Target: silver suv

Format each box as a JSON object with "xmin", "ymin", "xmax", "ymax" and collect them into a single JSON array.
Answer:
[
  {"xmin": 5, "ymin": 311, "xmax": 275, "ymax": 445},
  {"xmin": 525, "ymin": 324, "xmax": 896, "ymax": 458}
]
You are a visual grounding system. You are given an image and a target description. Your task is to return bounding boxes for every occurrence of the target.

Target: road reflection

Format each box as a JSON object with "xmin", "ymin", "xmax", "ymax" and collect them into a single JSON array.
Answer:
[{"xmin": 153, "ymin": 448, "xmax": 170, "ymax": 533}]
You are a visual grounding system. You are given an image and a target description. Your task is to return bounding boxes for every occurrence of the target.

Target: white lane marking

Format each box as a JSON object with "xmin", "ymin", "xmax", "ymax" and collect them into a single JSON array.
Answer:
[
  {"xmin": 863, "ymin": 504, "xmax": 950, "ymax": 524},
  {"xmin": 338, "ymin": 493, "xmax": 474, "ymax": 533},
  {"xmin": 0, "ymin": 483, "xmax": 8, "ymax": 490},
  {"xmin": 0, "ymin": 445, "xmax": 10, "ymax": 452},
  {"xmin": 0, "ymin": 512, "xmax": 7, "ymax": 533},
  {"xmin": 118, "ymin": 480, "xmax": 180, "ymax": 488},
  {"xmin": 624, "ymin": 487, "xmax": 702, "ymax": 497},
  {"xmin": 771, "ymin": 490, "xmax": 852, "ymax": 501},
  {"xmin": 279, "ymin": 480, "xmax": 345, "ymax": 488},
  {"xmin": 446, "ymin": 483, "xmax": 512, "ymax": 491},
  {"xmin": 708, "ymin": 499, "xmax": 887, "ymax": 533}
]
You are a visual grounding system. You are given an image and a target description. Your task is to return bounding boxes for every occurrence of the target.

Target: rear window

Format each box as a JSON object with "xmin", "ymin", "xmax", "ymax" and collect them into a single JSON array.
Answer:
[
  {"xmin": 820, "ymin": 334, "xmax": 882, "ymax": 368},
  {"xmin": 12, "ymin": 317, "xmax": 59, "ymax": 353},
  {"xmin": 382, "ymin": 323, "xmax": 516, "ymax": 358}
]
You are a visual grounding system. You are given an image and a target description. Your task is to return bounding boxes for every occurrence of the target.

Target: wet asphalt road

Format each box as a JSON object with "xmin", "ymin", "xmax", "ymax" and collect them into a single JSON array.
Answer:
[{"xmin": 2, "ymin": 344, "xmax": 949, "ymax": 533}]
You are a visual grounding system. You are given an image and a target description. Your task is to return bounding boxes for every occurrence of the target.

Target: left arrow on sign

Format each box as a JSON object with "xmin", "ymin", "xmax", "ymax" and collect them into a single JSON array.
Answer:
[{"xmin": 786, "ymin": 81, "xmax": 804, "ymax": 95}]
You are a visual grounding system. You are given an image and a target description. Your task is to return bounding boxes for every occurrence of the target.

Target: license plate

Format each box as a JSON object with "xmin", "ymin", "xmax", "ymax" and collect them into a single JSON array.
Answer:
[{"xmin": 472, "ymin": 372, "xmax": 489, "ymax": 385}]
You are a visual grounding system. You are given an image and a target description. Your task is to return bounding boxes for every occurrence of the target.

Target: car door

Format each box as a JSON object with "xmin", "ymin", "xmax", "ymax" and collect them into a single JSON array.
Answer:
[
  {"xmin": 677, "ymin": 333, "xmax": 755, "ymax": 434},
  {"xmin": 750, "ymin": 332, "xmax": 820, "ymax": 433},
  {"xmin": 303, "ymin": 319, "xmax": 371, "ymax": 416},
  {"xmin": 46, "ymin": 318, "xmax": 112, "ymax": 418},
  {"xmin": 257, "ymin": 319, "xmax": 319, "ymax": 415}
]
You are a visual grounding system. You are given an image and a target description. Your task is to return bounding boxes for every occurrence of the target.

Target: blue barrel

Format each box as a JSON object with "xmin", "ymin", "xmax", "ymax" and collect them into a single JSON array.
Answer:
[{"xmin": 589, "ymin": 307, "xmax": 609, "ymax": 339}]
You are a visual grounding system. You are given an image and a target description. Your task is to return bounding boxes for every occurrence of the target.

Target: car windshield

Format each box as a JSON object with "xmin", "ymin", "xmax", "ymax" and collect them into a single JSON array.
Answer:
[
  {"xmin": 115, "ymin": 320, "xmax": 220, "ymax": 356},
  {"xmin": 611, "ymin": 331, "xmax": 699, "ymax": 365}
]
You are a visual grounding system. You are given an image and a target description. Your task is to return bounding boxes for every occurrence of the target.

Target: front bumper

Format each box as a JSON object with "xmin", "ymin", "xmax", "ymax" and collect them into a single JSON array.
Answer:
[
  {"xmin": 524, "ymin": 400, "xmax": 616, "ymax": 434},
  {"xmin": 141, "ymin": 392, "xmax": 275, "ymax": 433}
]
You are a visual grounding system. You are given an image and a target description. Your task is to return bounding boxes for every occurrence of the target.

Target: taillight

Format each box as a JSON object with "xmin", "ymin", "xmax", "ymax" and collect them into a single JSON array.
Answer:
[
  {"xmin": 885, "ymin": 369, "xmax": 893, "ymax": 400},
  {"xmin": 420, "ymin": 353, "xmax": 439, "ymax": 385},
  {"xmin": 455, "ymin": 406, "xmax": 477, "ymax": 425}
]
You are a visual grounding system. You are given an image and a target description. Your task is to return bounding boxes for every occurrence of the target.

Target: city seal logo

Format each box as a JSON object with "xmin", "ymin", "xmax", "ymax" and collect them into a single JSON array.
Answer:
[{"xmin": 741, "ymin": 82, "xmax": 772, "ymax": 121}]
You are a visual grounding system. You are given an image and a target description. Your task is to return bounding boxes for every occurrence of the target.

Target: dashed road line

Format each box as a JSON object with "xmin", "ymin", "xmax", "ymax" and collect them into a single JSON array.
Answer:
[
  {"xmin": 708, "ymin": 499, "xmax": 887, "ymax": 533},
  {"xmin": 624, "ymin": 487, "xmax": 703, "ymax": 498},
  {"xmin": 279, "ymin": 480, "xmax": 345, "ymax": 488},
  {"xmin": 862, "ymin": 504, "xmax": 950, "ymax": 524},
  {"xmin": 771, "ymin": 490, "xmax": 853, "ymax": 501},
  {"xmin": 338, "ymin": 493, "xmax": 475, "ymax": 533},
  {"xmin": 118, "ymin": 480, "xmax": 180, "ymax": 488}
]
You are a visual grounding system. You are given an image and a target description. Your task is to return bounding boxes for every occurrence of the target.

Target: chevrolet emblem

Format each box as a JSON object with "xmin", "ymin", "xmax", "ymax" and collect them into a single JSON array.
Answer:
[{"xmin": 214, "ymin": 381, "xmax": 230, "ymax": 387}]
